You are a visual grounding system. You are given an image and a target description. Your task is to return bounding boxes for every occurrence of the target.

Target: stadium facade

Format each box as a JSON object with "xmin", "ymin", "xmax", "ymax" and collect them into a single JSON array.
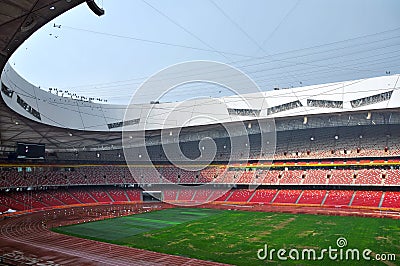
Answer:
[{"xmin": 2, "ymin": 61, "xmax": 399, "ymax": 132}]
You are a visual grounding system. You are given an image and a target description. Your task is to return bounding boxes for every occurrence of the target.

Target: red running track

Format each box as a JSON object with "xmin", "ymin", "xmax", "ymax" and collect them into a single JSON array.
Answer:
[
  {"xmin": 1, "ymin": 202, "xmax": 399, "ymax": 265},
  {"xmin": 0, "ymin": 204, "xmax": 229, "ymax": 266}
]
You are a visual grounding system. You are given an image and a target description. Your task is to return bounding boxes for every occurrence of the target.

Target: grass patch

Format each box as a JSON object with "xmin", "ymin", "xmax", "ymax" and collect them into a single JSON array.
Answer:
[{"xmin": 53, "ymin": 208, "xmax": 400, "ymax": 265}]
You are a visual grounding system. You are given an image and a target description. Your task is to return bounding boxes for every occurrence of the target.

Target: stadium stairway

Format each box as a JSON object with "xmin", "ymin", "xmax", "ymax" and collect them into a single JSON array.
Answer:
[
  {"xmin": 379, "ymin": 192, "xmax": 385, "ymax": 208},
  {"xmin": 348, "ymin": 191, "xmax": 357, "ymax": 206},
  {"xmin": 295, "ymin": 191, "xmax": 304, "ymax": 204},
  {"xmin": 270, "ymin": 190, "xmax": 280, "ymax": 203},
  {"xmin": 321, "ymin": 190, "xmax": 329, "ymax": 205}
]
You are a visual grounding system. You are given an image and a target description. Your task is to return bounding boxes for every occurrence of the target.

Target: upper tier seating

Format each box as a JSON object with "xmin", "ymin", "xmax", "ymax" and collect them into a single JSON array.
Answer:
[
  {"xmin": 384, "ymin": 170, "xmax": 400, "ymax": 185},
  {"xmin": 279, "ymin": 170, "xmax": 303, "ymax": 184},
  {"xmin": 303, "ymin": 170, "xmax": 327, "ymax": 185},
  {"xmin": 328, "ymin": 169, "xmax": 354, "ymax": 185},
  {"xmin": 0, "ymin": 166, "xmax": 399, "ymax": 188},
  {"xmin": 354, "ymin": 169, "xmax": 383, "ymax": 185}
]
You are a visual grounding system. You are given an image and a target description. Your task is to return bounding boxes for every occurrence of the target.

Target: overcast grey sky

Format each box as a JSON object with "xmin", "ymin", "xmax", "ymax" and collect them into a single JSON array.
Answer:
[{"xmin": 9, "ymin": 0, "xmax": 400, "ymax": 104}]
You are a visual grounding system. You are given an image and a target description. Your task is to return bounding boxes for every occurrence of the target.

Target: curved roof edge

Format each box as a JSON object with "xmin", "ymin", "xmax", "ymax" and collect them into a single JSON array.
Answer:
[
  {"xmin": 1, "ymin": 62, "xmax": 400, "ymax": 132},
  {"xmin": 0, "ymin": 0, "xmax": 86, "ymax": 72}
]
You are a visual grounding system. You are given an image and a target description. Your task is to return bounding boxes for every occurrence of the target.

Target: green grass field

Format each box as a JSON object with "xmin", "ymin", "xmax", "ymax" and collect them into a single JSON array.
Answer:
[{"xmin": 53, "ymin": 208, "xmax": 400, "ymax": 265}]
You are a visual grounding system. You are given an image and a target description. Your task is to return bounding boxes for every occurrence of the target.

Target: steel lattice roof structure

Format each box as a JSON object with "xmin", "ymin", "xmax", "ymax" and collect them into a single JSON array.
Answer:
[{"xmin": 1, "ymin": 0, "xmax": 399, "ymax": 154}]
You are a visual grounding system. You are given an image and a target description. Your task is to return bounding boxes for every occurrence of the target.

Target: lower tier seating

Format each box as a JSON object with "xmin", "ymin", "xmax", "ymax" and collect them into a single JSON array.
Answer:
[
  {"xmin": 381, "ymin": 192, "xmax": 400, "ymax": 208},
  {"xmin": 1, "ymin": 188, "xmax": 399, "ymax": 213},
  {"xmin": 297, "ymin": 190, "xmax": 326, "ymax": 205},
  {"xmin": 249, "ymin": 189, "xmax": 277, "ymax": 203},
  {"xmin": 323, "ymin": 190, "xmax": 354, "ymax": 206},
  {"xmin": 351, "ymin": 191, "xmax": 382, "ymax": 207}
]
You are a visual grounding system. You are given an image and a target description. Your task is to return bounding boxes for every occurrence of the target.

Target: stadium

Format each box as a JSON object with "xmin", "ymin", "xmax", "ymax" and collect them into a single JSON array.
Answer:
[{"xmin": 0, "ymin": 1, "xmax": 399, "ymax": 265}]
